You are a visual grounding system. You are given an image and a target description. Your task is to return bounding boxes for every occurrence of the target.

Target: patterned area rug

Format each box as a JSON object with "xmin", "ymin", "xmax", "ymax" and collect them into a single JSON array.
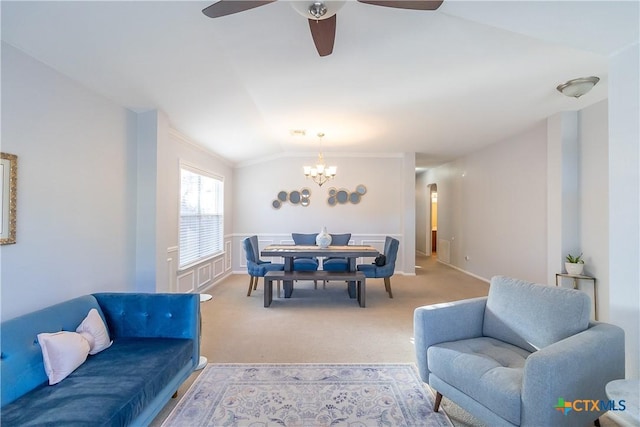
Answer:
[{"xmin": 162, "ymin": 363, "xmax": 453, "ymax": 427}]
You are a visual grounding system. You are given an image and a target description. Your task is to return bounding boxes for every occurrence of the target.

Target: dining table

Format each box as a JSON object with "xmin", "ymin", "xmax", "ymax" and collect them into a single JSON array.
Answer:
[{"xmin": 261, "ymin": 244, "xmax": 379, "ymax": 298}]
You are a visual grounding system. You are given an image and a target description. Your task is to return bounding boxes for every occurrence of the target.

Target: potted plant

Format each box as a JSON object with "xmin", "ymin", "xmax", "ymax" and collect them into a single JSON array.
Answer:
[{"xmin": 565, "ymin": 253, "xmax": 585, "ymax": 275}]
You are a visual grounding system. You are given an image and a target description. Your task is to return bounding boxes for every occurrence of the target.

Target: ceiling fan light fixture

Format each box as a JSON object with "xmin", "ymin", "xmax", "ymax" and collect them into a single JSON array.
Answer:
[
  {"xmin": 309, "ymin": 2, "xmax": 327, "ymax": 18},
  {"xmin": 556, "ymin": 76, "xmax": 600, "ymax": 98},
  {"xmin": 291, "ymin": 0, "xmax": 346, "ymax": 20}
]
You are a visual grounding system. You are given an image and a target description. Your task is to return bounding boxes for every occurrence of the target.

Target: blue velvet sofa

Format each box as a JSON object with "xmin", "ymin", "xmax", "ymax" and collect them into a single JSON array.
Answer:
[
  {"xmin": 1, "ymin": 293, "xmax": 199, "ymax": 426},
  {"xmin": 414, "ymin": 275, "xmax": 625, "ymax": 427}
]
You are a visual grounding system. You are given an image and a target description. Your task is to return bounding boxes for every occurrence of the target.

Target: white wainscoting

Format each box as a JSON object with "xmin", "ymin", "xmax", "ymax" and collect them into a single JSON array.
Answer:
[
  {"xmin": 176, "ymin": 270, "xmax": 195, "ymax": 293},
  {"xmin": 167, "ymin": 246, "xmax": 178, "ymax": 292},
  {"xmin": 225, "ymin": 241, "xmax": 232, "ymax": 270},
  {"xmin": 171, "ymin": 236, "xmax": 233, "ymax": 294},
  {"xmin": 197, "ymin": 263, "xmax": 212, "ymax": 289}
]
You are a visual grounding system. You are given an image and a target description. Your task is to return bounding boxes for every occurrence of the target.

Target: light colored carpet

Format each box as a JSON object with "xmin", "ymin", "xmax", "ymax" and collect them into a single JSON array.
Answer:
[
  {"xmin": 161, "ymin": 363, "xmax": 453, "ymax": 427},
  {"xmin": 151, "ymin": 254, "xmax": 623, "ymax": 427}
]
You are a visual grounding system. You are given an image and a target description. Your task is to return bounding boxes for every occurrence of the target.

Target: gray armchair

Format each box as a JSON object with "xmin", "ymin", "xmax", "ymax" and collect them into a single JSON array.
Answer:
[{"xmin": 414, "ymin": 275, "xmax": 625, "ymax": 427}]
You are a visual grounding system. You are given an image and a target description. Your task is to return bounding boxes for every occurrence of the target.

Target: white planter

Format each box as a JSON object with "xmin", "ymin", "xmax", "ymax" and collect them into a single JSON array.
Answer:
[{"xmin": 565, "ymin": 262, "xmax": 584, "ymax": 276}]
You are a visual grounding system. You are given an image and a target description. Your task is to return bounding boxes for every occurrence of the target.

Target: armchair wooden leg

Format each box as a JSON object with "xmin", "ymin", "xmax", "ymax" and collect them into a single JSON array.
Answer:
[
  {"xmin": 434, "ymin": 391, "xmax": 443, "ymax": 412},
  {"xmin": 384, "ymin": 277, "xmax": 393, "ymax": 298},
  {"xmin": 254, "ymin": 277, "xmax": 258, "ymax": 290},
  {"xmin": 247, "ymin": 276, "xmax": 255, "ymax": 296},
  {"xmin": 172, "ymin": 390, "xmax": 178, "ymax": 399}
]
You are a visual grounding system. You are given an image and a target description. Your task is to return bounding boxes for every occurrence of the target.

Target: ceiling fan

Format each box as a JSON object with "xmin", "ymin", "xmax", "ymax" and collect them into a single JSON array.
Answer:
[{"xmin": 202, "ymin": 0, "xmax": 443, "ymax": 57}]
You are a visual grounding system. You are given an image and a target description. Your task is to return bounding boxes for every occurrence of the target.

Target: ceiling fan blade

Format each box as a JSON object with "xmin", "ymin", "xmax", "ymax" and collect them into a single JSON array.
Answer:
[
  {"xmin": 202, "ymin": 0, "xmax": 276, "ymax": 18},
  {"xmin": 356, "ymin": 0, "xmax": 443, "ymax": 10},
  {"xmin": 308, "ymin": 15, "xmax": 337, "ymax": 57}
]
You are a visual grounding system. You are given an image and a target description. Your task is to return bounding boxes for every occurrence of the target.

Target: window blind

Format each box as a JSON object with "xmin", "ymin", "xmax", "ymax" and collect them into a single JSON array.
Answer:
[{"xmin": 179, "ymin": 167, "xmax": 223, "ymax": 268}]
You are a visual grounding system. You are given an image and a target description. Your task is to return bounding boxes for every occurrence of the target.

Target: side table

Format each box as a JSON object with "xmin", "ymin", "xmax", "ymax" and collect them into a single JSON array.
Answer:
[
  {"xmin": 555, "ymin": 273, "xmax": 597, "ymax": 320},
  {"xmin": 606, "ymin": 379, "xmax": 639, "ymax": 426}
]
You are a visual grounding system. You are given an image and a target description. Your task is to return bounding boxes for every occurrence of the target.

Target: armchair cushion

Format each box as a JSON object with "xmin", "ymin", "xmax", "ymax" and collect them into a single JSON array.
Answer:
[
  {"xmin": 483, "ymin": 276, "xmax": 591, "ymax": 352},
  {"xmin": 428, "ymin": 337, "xmax": 531, "ymax": 425}
]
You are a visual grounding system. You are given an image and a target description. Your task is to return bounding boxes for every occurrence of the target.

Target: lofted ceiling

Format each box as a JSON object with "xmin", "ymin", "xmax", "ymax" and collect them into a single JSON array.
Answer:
[{"xmin": 1, "ymin": 1, "xmax": 638, "ymax": 168}]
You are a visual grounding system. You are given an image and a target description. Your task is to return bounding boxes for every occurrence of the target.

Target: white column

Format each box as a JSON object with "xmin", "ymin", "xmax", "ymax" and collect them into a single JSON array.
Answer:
[{"xmin": 608, "ymin": 43, "xmax": 640, "ymax": 379}]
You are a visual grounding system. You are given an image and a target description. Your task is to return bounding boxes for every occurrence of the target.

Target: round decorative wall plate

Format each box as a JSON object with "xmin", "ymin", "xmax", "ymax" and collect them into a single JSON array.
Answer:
[
  {"xmin": 336, "ymin": 189, "xmax": 349, "ymax": 204},
  {"xmin": 289, "ymin": 190, "xmax": 301, "ymax": 204}
]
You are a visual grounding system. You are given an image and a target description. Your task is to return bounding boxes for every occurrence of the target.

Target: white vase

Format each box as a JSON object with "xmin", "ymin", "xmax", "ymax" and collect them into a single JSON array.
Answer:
[
  {"xmin": 565, "ymin": 262, "xmax": 584, "ymax": 276},
  {"xmin": 316, "ymin": 227, "xmax": 332, "ymax": 248}
]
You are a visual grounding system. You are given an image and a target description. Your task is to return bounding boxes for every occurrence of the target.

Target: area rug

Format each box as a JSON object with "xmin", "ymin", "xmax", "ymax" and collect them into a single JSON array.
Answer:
[{"xmin": 162, "ymin": 363, "xmax": 453, "ymax": 427}]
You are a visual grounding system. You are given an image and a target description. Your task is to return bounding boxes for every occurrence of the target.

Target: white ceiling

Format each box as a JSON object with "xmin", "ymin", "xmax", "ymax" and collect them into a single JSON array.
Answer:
[{"xmin": 2, "ymin": 1, "xmax": 638, "ymax": 168}]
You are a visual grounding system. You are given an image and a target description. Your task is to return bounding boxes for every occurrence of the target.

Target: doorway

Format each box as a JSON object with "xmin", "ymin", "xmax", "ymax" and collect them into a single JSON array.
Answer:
[{"xmin": 430, "ymin": 184, "xmax": 438, "ymax": 255}]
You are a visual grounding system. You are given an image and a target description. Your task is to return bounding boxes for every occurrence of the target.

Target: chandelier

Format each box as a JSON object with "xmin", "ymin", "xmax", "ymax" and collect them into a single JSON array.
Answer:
[{"xmin": 303, "ymin": 132, "xmax": 337, "ymax": 187}]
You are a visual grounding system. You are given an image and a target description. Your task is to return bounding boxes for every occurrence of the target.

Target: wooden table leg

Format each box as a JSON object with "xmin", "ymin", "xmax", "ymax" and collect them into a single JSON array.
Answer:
[
  {"xmin": 284, "ymin": 258, "xmax": 294, "ymax": 298},
  {"xmin": 358, "ymin": 277, "xmax": 366, "ymax": 307},
  {"xmin": 264, "ymin": 277, "xmax": 273, "ymax": 307},
  {"xmin": 347, "ymin": 258, "xmax": 357, "ymax": 299}
]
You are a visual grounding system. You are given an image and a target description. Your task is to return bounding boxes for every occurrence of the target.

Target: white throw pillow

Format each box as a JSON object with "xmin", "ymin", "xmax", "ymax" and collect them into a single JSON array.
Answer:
[
  {"xmin": 76, "ymin": 308, "xmax": 112, "ymax": 355},
  {"xmin": 37, "ymin": 331, "xmax": 90, "ymax": 385}
]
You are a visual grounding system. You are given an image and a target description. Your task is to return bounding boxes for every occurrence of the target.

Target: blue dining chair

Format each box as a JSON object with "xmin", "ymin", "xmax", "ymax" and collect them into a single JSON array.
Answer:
[
  {"xmin": 357, "ymin": 236, "xmax": 399, "ymax": 298},
  {"xmin": 243, "ymin": 236, "xmax": 284, "ymax": 297},
  {"xmin": 291, "ymin": 233, "xmax": 320, "ymax": 271},
  {"xmin": 291, "ymin": 232, "xmax": 319, "ymax": 288},
  {"xmin": 322, "ymin": 233, "xmax": 352, "ymax": 272}
]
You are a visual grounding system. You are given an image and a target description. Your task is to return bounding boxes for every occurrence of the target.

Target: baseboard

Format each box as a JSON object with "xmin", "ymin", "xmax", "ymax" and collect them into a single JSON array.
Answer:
[{"xmin": 436, "ymin": 260, "xmax": 490, "ymax": 283}]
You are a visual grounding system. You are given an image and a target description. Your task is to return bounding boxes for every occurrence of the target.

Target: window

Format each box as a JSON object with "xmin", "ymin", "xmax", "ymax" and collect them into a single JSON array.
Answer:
[{"xmin": 179, "ymin": 165, "xmax": 224, "ymax": 268}]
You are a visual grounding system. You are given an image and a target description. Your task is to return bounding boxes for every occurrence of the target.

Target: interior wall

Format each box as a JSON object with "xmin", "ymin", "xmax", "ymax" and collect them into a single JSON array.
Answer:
[
  {"xmin": 426, "ymin": 123, "xmax": 548, "ymax": 284},
  {"xmin": 578, "ymin": 100, "xmax": 609, "ymax": 320},
  {"xmin": 233, "ymin": 154, "xmax": 407, "ymax": 272},
  {"xmin": 0, "ymin": 43, "xmax": 136, "ymax": 321}
]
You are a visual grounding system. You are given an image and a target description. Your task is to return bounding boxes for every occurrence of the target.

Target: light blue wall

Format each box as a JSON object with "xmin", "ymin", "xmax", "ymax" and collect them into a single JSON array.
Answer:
[{"xmin": 0, "ymin": 43, "xmax": 137, "ymax": 321}]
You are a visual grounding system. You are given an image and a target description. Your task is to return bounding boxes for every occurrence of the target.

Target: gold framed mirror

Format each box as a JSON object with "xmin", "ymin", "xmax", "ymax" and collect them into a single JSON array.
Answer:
[{"xmin": 1, "ymin": 152, "xmax": 17, "ymax": 245}]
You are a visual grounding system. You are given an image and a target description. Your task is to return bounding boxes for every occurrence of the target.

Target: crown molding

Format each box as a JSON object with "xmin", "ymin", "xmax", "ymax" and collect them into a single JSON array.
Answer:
[{"xmin": 168, "ymin": 128, "xmax": 233, "ymax": 168}]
